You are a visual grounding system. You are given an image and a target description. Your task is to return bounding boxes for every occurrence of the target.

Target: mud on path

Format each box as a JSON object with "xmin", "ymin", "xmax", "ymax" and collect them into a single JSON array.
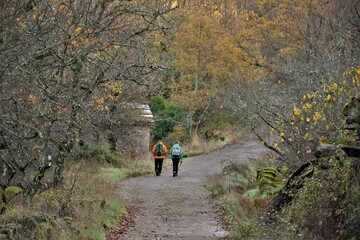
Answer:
[{"xmin": 110, "ymin": 134, "xmax": 267, "ymax": 240}]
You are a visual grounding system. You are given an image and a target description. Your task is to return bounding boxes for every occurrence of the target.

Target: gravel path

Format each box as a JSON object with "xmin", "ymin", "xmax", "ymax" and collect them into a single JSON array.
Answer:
[{"xmin": 113, "ymin": 134, "xmax": 267, "ymax": 240}]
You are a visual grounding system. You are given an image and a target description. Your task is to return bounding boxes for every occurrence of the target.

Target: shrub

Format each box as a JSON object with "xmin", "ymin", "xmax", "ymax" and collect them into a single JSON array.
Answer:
[
  {"xmin": 71, "ymin": 144, "xmax": 125, "ymax": 167},
  {"xmin": 150, "ymin": 96, "xmax": 185, "ymax": 141},
  {"xmin": 278, "ymin": 155, "xmax": 360, "ymax": 240},
  {"xmin": 258, "ymin": 67, "xmax": 360, "ymax": 170}
]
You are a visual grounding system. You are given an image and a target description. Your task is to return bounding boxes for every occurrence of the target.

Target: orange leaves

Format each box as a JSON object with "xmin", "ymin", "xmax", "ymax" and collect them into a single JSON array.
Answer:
[
  {"xmin": 168, "ymin": 10, "xmax": 228, "ymax": 112},
  {"xmin": 28, "ymin": 94, "xmax": 39, "ymax": 102},
  {"xmin": 96, "ymin": 98, "xmax": 105, "ymax": 106},
  {"xmin": 74, "ymin": 27, "xmax": 83, "ymax": 35}
]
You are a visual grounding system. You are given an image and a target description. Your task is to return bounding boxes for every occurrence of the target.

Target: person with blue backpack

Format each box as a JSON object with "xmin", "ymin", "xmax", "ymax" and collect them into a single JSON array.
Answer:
[
  {"xmin": 170, "ymin": 141, "xmax": 183, "ymax": 177},
  {"xmin": 151, "ymin": 140, "xmax": 168, "ymax": 176}
]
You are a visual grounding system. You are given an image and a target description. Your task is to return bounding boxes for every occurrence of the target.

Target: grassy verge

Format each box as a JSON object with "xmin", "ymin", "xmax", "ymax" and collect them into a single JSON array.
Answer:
[
  {"xmin": 206, "ymin": 152, "xmax": 360, "ymax": 239},
  {"xmin": 0, "ymin": 144, "xmax": 153, "ymax": 240},
  {"xmin": 205, "ymin": 157, "xmax": 281, "ymax": 239}
]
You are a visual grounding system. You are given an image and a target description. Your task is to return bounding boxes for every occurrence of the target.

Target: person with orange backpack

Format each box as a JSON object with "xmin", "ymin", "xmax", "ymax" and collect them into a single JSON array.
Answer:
[{"xmin": 151, "ymin": 140, "xmax": 168, "ymax": 176}]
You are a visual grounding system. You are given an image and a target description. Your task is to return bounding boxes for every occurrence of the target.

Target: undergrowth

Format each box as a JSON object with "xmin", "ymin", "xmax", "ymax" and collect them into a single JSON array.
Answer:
[
  {"xmin": 0, "ymin": 144, "xmax": 153, "ymax": 239},
  {"xmin": 207, "ymin": 154, "xmax": 360, "ymax": 239}
]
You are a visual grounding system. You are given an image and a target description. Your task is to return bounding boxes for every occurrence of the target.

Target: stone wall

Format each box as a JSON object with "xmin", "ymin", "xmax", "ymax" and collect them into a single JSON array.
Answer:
[
  {"xmin": 117, "ymin": 125, "xmax": 152, "ymax": 160},
  {"xmin": 116, "ymin": 104, "xmax": 154, "ymax": 160}
]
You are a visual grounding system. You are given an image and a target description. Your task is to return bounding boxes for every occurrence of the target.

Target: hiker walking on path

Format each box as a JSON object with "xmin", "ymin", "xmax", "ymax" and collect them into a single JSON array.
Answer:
[
  {"xmin": 151, "ymin": 140, "xmax": 168, "ymax": 176},
  {"xmin": 170, "ymin": 142, "xmax": 183, "ymax": 177}
]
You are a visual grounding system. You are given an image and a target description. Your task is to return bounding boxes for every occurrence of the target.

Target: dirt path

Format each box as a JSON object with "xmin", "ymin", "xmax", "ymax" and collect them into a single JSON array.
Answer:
[{"xmin": 112, "ymin": 134, "xmax": 267, "ymax": 240}]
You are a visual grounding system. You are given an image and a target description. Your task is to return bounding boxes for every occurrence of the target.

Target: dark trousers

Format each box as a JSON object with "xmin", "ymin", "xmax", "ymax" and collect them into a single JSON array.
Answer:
[
  {"xmin": 155, "ymin": 159, "xmax": 164, "ymax": 174},
  {"xmin": 172, "ymin": 158, "xmax": 181, "ymax": 174}
]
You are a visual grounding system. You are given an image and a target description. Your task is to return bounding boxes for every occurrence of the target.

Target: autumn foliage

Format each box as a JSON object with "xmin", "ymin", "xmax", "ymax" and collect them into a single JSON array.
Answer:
[{"xmin": 0, "ymin": 0, "xmax": 359, "ymax": 238}]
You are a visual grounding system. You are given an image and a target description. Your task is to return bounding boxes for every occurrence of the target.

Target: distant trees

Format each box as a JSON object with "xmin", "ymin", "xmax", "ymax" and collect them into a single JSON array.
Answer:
[
  {"xmin": 0, "ymin": 0, "xmax": 175, "ymax": 207},
  {"xmin": 160, "ymin": 0, "xmax": 360, "ymax": 147}
]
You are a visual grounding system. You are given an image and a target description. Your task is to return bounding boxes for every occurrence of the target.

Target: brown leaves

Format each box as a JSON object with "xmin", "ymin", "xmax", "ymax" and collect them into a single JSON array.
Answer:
[{"xmin": 105, "ymin": 205, "xmax": 136, "ymax": 240}]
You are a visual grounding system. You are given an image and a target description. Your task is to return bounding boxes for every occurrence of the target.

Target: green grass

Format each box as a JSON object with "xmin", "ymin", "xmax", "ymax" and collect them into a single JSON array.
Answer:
[
  {"xmin": 82, "ymin": 198, "xmax": 127, "ymax": 240},
  {"xmin": 100, "ymin": 167, "xmax": 129, "ymax": 182}
]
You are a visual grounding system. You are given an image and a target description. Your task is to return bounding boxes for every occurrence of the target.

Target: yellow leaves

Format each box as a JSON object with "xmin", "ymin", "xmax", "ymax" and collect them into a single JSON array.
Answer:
[
  {"xmin": 93, "ymin": 81, "xmax": 123, "ymax": 109},
  {"xmin": 89, "ymin": 51, "xmax": 102, "ymax": 59},
  {"xmin": 294, "ymin": 126, "xmax": 300, "ymax": 134},
  {"xmin": 269, "ymin": 128, "xmax": 274, "ymax": 136},
  {"xmin": 302, "ymin": 102, "xmax": 312, "ymax": 110},
  {"xmin": 266, "ymin": 68, "xmax": 359, "ymax": 161},
  {"xmin": 307, "ymin": 92, "xmax": 315, "ymax": 99},
  {"xmin": 94, "ymin": 51, "xmax": 101, "ymax": 58},
  {"xmin": 329, "ymin": 82, "xmax": 338, "ymax": 93},
  {"xmin": 353, "ymin": 75, "xmax": 359, "ymax": 85},
  {"xmin": 96, "ymin": 98, "xmax": 105, "ymax": 105},
  {"xmin": 313, "ymin": 112, "xmax": 321, "ymax": 121},
  {"xmin": 33, "ymin": 144, "xmax": 40, "ymax": 150},
  {"xmin": 171, "ymin": 1, "xmax": 178, "ymax": 8},
  {"xmin": 303, "ymin": 133, "xmax": 313, "ymax": 141},
  {"xmin": 16, "ymin": 18, "xmax": 28, "ymax": 29},
  {"xmin": 293, "ymin": 106, "xmax": 301, "ymax": 116},
  {"xmin": 104, "ymin": 82, "xmax": 123, "ymax": 94},
  {"xmin": 74, "ymin": 27, "xmax": 82, "ymax": 35},
  {"xmin": 278, "ymin": 47, "xmax": 296, "ymax": 58},
  {"xmin": 71, "ymin": 40, "xmax": 80, "ymax": 48},
  {"xmin": 303, "ymin": 133, "xmax": 308, "ymax": 140}
]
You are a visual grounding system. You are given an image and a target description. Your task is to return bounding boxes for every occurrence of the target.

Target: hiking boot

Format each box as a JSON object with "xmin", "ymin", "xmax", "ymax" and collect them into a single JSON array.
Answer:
[{"xmin": 156, "ymin": 170, "xmax": 159, "ymax": 176}]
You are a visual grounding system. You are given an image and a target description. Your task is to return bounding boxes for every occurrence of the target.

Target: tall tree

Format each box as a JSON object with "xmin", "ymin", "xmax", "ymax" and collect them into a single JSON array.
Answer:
[{"xmin": 0, "ymin": 0, "xmax": 174, "ymax": 203}]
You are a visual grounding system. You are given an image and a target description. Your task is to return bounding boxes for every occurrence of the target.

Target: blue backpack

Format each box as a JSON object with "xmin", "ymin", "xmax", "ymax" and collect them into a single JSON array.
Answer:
[{"xmin": 172, "ymin": 145, "xmax": 181, "ymax": 157}]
